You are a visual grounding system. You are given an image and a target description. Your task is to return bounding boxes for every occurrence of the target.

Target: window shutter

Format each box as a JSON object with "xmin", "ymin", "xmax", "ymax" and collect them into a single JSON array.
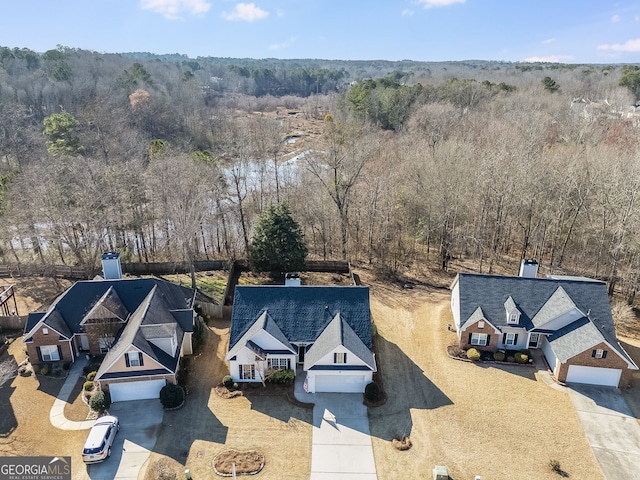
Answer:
[
  {"xmin": 602, "ymin": 350, "xmax": 607, "ymax": 358},
  {"xmin": 591, "ymin": 350, "xmax": 596, "ymax": 358},
  {"xmin": 468, "ymin": 333, "xmax": 472, "ymax": 344},
  {"xmin": 514, "ymin": 334, "xmax": 519, "ymax": 345},
  {"xmin": 502, "ymin": 333, "xmax": 507, "ymax": 344},
  {"xmin": 239, "ymin": 365, "xmax": 242, "ymax": 379},
  {"xmin": 36, "ymin": 346, "xmax": 43, "ymax": 362},
  {"xmin": 287, "ymin": 359, "xmax": 291, "ymax": 370},
  {"xmin": 57, "ymin": 345, "xmax": 63, "ymax": 361},
  {"xmin": 139, "ymin": 352, "xmax": 144, "ymax": 366},
  {"xmin": 125, "ymin": 354, "xmax": 130, "ymax": 367},
  {"xmin": 486, "ymin": 335, "xmax": 491, "ymax": 346},
  {"xmin": 344, "ymin": 353, "xmax": 347, "ymax": 363},
  {"xmin": 334, "ymin": 353, "xmax": 337, "ymax": 363}
]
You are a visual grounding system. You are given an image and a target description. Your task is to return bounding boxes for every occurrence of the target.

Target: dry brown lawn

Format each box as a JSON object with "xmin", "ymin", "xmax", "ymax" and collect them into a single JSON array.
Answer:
[
  {"xmin": 364, "ymin": 273, "xmax": 603, "ymax": 480},
  {"xmin": 0, "ymin": 340, "xmax": 87, "ymax": 477},
  {"xmin": 620, "ymin": 336, "xmax": 640, "ymax": 423},
  {"xmin": 144, "ymin": 318, "xmax": 312, "ymax": 480}
]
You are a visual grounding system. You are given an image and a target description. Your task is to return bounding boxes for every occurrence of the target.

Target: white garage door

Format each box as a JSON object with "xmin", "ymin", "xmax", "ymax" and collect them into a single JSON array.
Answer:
[
  {"xmin": 109, "ymin": 379, "xmax": 166, "ymax": 402},
  {"xmin": 315, "ymin": 374, "xmax": 365, "ymax": 393},
  {"xmin": 566, "ymin": 365, "xmax": 622, "ymax": 387}
]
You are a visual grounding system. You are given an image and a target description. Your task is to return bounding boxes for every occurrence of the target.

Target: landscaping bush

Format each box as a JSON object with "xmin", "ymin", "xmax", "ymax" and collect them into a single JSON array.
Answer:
[
  {"xmin": 519, "ymin": 348, "xmax": 532, "ymax": 357},
  {"xmin": 90, "ymin": 390, "xmax": 111, "ymax": 413},
  {"xmin": 83, "ymin": 381, "xmax": 94, "ymax": 391},
  {"xmin": 39, "ymin": 364, "xmax": 49, "ymax": 376},
  {"xmin": 223, "ymin": 375, "xmax": 234, "ymax": 389},
  {"xmin": 507, "ymin": 356, "xmax": 516, "ymax": 363},
  {"xmin": 193, "ymin": 315, "xmax": 209, "ymax": 349},
  {"xmin": 160, "ymin": 383, "xmax": 185, "ymax": 409},
  {"xmin": 364, "ymin": 382, "xmax": 381, "ymax": 402},
  {"xmin": 266, "ymin": 368, "xmax": 295, "ymax": 385},
  {"xmin": 87, "ymin": 371, "xmax": 97, "ymax": 381},
  {"xmin": 514, "ymin": 352, "xmax": 529, "ymax": 364},
  {"xmin": 466, "ymin": 348, "xmax": 481, "ymax": 361},
  {"xmin": 493, "ymin": 351, "xmax": 506, "ymax": 362}
]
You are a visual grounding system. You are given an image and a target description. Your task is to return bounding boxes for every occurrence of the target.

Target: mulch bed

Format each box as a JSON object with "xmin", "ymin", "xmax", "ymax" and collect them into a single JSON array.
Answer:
[
  {"xmin": 446, "ymin": 345, "xmax": 535, "ymax": 366},
  {"xmin": 392, "ymin": 436, "xmax": 412, "ymax": 451},
  {"xmin": 214, "ymin": 382, "xmax": 315, "ymax": 409},
  {"xmin": 212, "ymin": 449, "xmax": 264, "ymax": 476}
]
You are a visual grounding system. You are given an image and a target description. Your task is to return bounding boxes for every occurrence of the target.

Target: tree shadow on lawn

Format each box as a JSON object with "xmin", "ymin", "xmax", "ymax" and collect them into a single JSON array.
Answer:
[
  {"xmin": 368, "ymin": 336, "xmax": 453, "ymax": 442},
  {"xmin": 244, "ymin": 390, "xmax": 313, "ymax": 425},
  {"xmin": 152, "ymin": 389, "xmax": 229, "ymax": 465},
  {"xmin": 0, "ymin": 382, "xmax": 17, "ymax": 437}
]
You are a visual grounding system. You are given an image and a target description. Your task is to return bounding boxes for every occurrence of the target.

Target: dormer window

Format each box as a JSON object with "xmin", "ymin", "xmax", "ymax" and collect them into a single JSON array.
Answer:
[
  {"xmin": 504, "ymin": 296, "xmax": 520, "ymax": 325},
  {"xmin": 508, "ymin": 313, "xmax": 518, "ymax": 324},
  {"xmin": 126, "ymin": 351, "xmax": 143, "ymax": 367}
]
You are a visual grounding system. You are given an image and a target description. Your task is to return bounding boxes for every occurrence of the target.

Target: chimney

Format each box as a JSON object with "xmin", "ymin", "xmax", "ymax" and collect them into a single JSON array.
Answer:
[
  {"xmin": 101, "ymin": 252, "xmax": 123, "ymax": 280},
  {"xmin": 519, "ymin": 259, "xmax": 538, "ymax": 278},
  {"xmin": 285, "ymin": 272, "xmax": 301, "ymax": 286}
]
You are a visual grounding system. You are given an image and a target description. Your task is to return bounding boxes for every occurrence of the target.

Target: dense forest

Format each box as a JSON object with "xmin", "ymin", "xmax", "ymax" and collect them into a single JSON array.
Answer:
[{"xmin": 2, "ymin": 45, "xmax": 640, "ymax": 302}]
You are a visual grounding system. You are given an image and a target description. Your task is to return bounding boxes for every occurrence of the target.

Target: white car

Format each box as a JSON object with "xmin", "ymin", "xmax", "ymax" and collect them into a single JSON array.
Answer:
[{"xmin": 82, "ymin": 415, "xmax": 119, "ymax": 463}]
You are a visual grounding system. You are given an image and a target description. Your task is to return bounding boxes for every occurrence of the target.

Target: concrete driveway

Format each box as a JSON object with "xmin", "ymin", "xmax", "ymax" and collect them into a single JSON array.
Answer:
[
  {"xmin": 82, "ymin": 400, "xmax": 163, "ymax": 480},
  {"xmin": 568, "ymin": 384, "xmax": 640, "ymax": 480},
  {"xmin": 309, "ymin": 393, "xmax": 377, "ymax": 480}
]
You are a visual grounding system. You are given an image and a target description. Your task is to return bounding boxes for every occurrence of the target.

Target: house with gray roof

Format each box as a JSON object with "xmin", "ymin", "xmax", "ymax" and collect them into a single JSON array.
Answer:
[
  {"xmin": 24, "ymin": 253, "xmax": 196, "ymax": 402},
  {"xmin": 226, "ymin": 285, "xmax": 376, "ymax": 393},
  {"xmin": 450, "ymin": 260, "xmax": 638, "ymax": 388}
]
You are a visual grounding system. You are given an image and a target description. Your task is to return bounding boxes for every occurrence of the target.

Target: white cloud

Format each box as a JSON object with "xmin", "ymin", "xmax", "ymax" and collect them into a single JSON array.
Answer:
[
  {"xmin": 402, "ymin": 9, "xmax": 414, "ymax": 16},
  {"xmin": 140, "ymin": 0, "xmax": 211, "ymax": 19},
  {"xmin": 222, "ymin": 3, "xmax": 269, "ymax": 22},
  {"xmin": 611, "ymin": 14, "xmax": 621, "ymax": 23},
  {"xmin": 542, "ymin": 38, "xmax": 556, "ymax": 45},
  {"xmin": 417, "ymin": 0, "xmax": 465, "ymax": 8},
  {"xmin": 597, "ymin": 38, "xmax": 640, "ymax": 52},
  {"xmin": 522, "ymin": 55, "xmax": 573, "ymax": 63},
  {"xmin": 269, "ymin": 37, "xmax": 296, "ymax": 50}
]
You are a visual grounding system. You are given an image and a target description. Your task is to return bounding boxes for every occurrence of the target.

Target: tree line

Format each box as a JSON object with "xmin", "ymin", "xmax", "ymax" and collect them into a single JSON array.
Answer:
[{"xmin": 1, "ymin": 46, "xmax": 640, "ymax": 302}]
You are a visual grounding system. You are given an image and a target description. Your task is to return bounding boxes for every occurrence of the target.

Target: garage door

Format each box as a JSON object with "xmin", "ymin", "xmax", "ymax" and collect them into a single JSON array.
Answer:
[
  {"xmin": 566, "ymin": 365, "xmax": 622, "ymax": 387},
  {"xmin": 315, "ymin": 374, "xmax": 365, "ymax": 393},
  {"xmin": 109, "ymin": 379, "xmax": 166, "ymax": 402}
]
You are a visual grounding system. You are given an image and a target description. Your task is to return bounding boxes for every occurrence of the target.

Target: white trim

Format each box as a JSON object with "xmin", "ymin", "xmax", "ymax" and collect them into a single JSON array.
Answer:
[
  {"xmin": 460, "ymin": 316, "xmax": 501, "ymax": 334},
  {"xmin": 470, "ymin": 332, "xmax": 488, "ymax": 346},
  {"xmin": 96, "ymin": 347, "xmax": 172, "ymax": 381},
  {"xmin": 23, "ymin": 321, "xmax": 68, "ymax": 342}
]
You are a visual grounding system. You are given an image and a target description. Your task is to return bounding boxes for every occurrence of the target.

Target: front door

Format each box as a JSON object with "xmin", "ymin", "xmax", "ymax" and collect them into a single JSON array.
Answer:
[
  {"xmin": 297, "ymin": 345, "xmax": 305, "ymax": 365},
  {"xmin": 528, "ymin": 333, "xmax": 540, "ymax": 349}
]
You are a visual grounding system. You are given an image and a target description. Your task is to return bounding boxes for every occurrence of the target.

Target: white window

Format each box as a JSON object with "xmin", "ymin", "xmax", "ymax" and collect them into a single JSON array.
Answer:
[
  {"xmin": 508, "ymin": 313, "xmax": 518, "ymax": 324},
  {"xmin": 268, "ymin": 358, "xmax": 289, "ymax": 370},
  {"xmin": 42, "ymin": 328, "xmax": 49, "ymax": 335},
  {"xmin": 471, "ymin": 333, "xmax": 488, "ymax": 346},
  {"xmin": 240, "ymin": 364, "xmax": 256, "ymax": 380},
  {"xmin": 594, "ymin": 349, "xmax": 604, "ymax": 359},
  {"xmin": 127, "ymin": 351, "xmax": 141, "ymax": 367},
  {"xmin": 505, "ymin": 332, "xmax": 516, "ymax": 346},
  {"xmin": 334, "ymin": 352, "xmax": 347, "ymax": 364},
  {"xmin": 478, "ymin": 321, "xmax": 485, "ymax": 328},
  {"xmin": 40, "ymin": 345, "xmax": 60, "ymax": 362}
]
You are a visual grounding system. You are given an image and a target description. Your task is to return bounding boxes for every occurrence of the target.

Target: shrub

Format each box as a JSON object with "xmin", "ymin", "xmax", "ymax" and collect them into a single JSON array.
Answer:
[
  {"xmin": 507, "ymin": 356, "xmax": 516, "ymax": 363},
  {"xmin": 160, "ymin": 383, "xmax": 185, "ymax": 409},
  {"xmin": 514, "ymin": 352, "xmax": 529, "ymax": 364},
  {"xmin": 193, "ymin": 315, "xmax": 209, "ymax": 349},
  {"xmin": 364, "ymin": 382, "xmax": 381, "ymax": 402},
  {"xmin": 493, "ymin": 351, "xmax": 506, "ymax": 362},
  {"xmin": 90, "ymin": 390, "xmax": 111, "ymax": 413},
  {"xmin": 466, "ymin": 348, "xmax": 481, "ymax": 361},
  {"xmin": 266, "ymin": 369, "xmax": 295, "ymax": 385},
  {"xmin": 18, "ymin": 365, "xmax": 32, "ymax": 377},
  {"xmin": 223, "ymin": 375, "xmax": 234, "ymax": 389},
  {"xmin": 39, "ymin": 365, "xmax": 49, "ymax": 376},
  {"xmin": 63, "ymin": 362, "xmax": 71, "ymax": 370},
  {"xmin": 87, "ymin": 371, "xmax": 97, "ymax": 381},
  {"xmin": 83, "ymin": 381, "xmax": 94, "ymax": 391}
]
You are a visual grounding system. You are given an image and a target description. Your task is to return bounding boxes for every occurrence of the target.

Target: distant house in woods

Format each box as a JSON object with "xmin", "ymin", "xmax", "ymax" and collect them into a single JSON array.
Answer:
[
  {"xmin": 450, "ymin": 259, "xmax": 638, "ymax": 388},
  {"xmin": 226, "ymin": 284, "xmax": 376, "ymax": 393},
  {"xmin": 24, "ymin": 253, "xmax": 196, "ymax": 402}
]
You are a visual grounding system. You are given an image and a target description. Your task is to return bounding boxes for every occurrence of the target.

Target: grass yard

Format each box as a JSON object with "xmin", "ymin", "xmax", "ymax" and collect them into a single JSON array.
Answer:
[
  {"xmin": 365, "ymin": 275, "xmax": 603, "ymax": 480},
  {"xmin": 144, "ymin": 318, "xmax": 312, "ymax": 480}
]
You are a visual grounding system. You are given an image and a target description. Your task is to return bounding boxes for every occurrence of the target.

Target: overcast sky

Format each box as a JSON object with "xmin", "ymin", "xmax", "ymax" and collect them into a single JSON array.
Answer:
[{"xmin": 2, "ymin": 0, "xmax": 640, "ymax": 63}]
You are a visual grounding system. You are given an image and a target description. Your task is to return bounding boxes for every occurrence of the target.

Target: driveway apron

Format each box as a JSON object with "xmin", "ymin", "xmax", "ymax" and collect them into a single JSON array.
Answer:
[
  {"xmin": 295, "ymin": 373, "xmax": 378, "ymax": 479},
  {"xmin": 568, "ymin": 384, "xmax": 640, "ymax": 480}
]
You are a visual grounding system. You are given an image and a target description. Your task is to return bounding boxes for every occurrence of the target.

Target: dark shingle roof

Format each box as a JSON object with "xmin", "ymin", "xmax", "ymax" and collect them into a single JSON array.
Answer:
[
  {"xmin": 229, "ymin": 286, "xmax": 372, "ymax": 352},
  {"xmin": 456, "ymin": 274, "xmax": 615, "ymax": 335}
]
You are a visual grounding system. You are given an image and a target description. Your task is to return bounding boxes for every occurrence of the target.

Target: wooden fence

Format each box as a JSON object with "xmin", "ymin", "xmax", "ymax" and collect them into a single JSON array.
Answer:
[{"xmin": 0, "ymin": 315, "xmax": 26, "ymax": 330}]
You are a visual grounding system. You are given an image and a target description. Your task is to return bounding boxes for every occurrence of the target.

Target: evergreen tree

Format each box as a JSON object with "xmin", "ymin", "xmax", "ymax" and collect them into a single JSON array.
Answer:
[{"xmin": 249, "ymin": 203, "xmax": 308, "ymax": 276}]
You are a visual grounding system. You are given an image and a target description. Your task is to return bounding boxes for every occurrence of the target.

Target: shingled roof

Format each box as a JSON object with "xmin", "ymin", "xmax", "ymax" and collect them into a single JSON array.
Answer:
[{"xmin": 229, "ymin": 285, "xmax": 373, "ymax": 355}]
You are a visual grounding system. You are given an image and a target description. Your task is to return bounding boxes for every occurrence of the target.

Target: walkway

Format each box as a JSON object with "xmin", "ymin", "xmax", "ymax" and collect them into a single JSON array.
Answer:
[
  {"xmin": 295, "ymin": 371, "xmax": 378, "ymax": 480},
  {"xmin": 50, "ymin": 360, "xmax": 95, "ymax": 430},
  {"xmin": 531, "ymin": 349, "xmax": 566, "ymax": 392}
]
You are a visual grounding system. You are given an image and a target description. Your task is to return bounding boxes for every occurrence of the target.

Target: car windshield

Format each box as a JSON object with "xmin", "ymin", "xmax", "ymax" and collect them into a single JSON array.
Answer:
[{"xmin": 83, "ymin": 442, "xmax": 105, "ymax": 455}]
